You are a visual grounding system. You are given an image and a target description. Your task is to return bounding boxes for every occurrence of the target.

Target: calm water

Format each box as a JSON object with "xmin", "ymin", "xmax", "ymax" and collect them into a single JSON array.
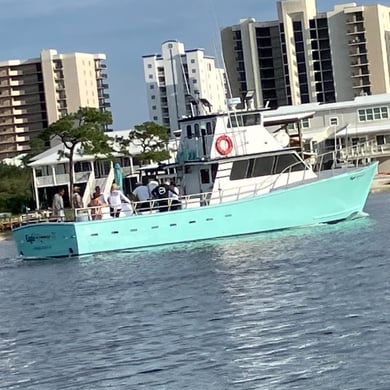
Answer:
[{"xmin": 1, "ymin": 192, "xmax": 390, "ymax": 389}]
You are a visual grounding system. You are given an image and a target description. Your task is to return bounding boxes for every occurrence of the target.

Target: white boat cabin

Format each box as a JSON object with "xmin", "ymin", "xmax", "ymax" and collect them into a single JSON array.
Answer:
[{"xmin": 172, "ymin": 110, "xmax": 316, "ymax": 202}]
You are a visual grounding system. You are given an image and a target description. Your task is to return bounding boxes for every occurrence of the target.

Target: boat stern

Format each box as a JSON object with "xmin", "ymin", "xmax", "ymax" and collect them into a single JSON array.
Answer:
[{"xmin": 12, "ymin": 222, "xmax": 79, "ymax": 259}]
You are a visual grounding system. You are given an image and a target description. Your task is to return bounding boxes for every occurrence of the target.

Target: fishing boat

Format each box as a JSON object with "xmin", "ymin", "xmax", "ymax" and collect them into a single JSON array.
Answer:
[{"xmin": 13, "ymin": 108, "xmax": 378, "ymax": 258}]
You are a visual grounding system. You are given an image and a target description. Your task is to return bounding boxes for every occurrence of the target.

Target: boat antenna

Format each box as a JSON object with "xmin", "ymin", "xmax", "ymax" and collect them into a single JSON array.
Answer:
[
  {"xmin": 179, "ymin": 55, "xmax": 197, "ymax": 117},
  {"xmin": 203, "ymin": 0, "xmax": 243, "ymax": 146}
]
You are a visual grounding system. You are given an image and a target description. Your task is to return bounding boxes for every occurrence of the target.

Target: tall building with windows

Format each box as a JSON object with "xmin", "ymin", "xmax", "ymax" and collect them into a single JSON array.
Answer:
[
  {"xmin": 221, "ymin": 0, "xmax": 390, "ymax": 110},
  {"xmin": 0, "ymin": 49, "xmax": 110, "ymax": 160},
  {"xmin": 143, "ymin": 40, "xmax": 227, "ymax": 135}
]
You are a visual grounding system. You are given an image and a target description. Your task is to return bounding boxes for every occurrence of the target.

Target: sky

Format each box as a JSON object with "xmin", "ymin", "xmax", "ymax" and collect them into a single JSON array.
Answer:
[{"xmin": 1, "ymin": 0, "xmax": 337, "ymax": 130}]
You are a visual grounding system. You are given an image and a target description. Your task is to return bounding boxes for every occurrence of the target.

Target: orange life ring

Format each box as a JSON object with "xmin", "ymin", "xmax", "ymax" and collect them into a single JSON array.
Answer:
[{"xmin": 215, "ymin": 135, "xmax": 233, "ymax": 155}]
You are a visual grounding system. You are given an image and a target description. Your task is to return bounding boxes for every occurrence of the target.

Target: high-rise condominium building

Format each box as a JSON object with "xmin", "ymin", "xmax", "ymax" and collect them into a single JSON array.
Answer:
[
  {"xmin": 0, "ymin": 49, "xmax": 110, "ymax": 160},
  {"xmin": 221, "ymin": 0, "xmax": 390, "ymax": 110},
  {"xmin": 143, "ymin": 40, "xmax": 227, "ymax": 136}
]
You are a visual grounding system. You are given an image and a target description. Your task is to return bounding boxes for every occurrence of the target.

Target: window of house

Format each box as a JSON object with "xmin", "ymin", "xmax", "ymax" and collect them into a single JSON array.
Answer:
[
  {"xmin": 74, "ymin": 162, "xmax": 91, "ymax": 172},
  {"xmin": 153, "ymin": 116, "xmax": 158, "ymax": 121},
  {"xmin": 300, "ymin": 118, "xmax": 310, "ymax": 128},
  {"xmin": 192, "ymin": 79, "xmax": 197, "ymax": 84},
  {"xmin": 376, "ymin": 134, "xmax": 390, "ymax": 145},
  {"xmin": 329, "ymin": 117, "xmax": 338, "ymax": 126},
  {"xmin": 149, "ymin": 74, "xmax": 153, "ymax": 79},
  {"xmin": 147, "ymin": 64, "xmax": 152, "ymax": 68},
  {"xmin": 358, "ymin": 106, "xmax": 389, "ymax": 121},
  {"xmin": 150, "ymin": 85, "xmax": 154, "ymax": 89}
]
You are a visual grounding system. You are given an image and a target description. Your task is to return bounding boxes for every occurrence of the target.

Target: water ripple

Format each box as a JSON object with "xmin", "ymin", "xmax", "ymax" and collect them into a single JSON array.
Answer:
[{"xmin": 0, "ymin": 193, "xmax": 390, "ymax": 388}]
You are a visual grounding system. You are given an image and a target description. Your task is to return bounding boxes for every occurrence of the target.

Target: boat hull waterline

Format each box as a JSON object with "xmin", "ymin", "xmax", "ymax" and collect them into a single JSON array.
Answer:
[{"xmin": 13, "ymin": 163, "xmax": 377, "ymax": 259}]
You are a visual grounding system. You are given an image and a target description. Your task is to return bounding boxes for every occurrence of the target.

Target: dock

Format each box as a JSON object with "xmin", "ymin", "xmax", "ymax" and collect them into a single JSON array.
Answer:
[{"xmin": 0, "ymin": 217, "xmax": 21, "ymax": 232}]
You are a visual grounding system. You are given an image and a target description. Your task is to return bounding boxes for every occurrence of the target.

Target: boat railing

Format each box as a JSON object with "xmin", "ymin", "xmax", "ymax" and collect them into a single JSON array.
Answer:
[
  {"xmin": 267, "ymin": 150, "xmax": 338, "ymax": 192},
  {"xmin": 47, "ymin": 149, "xmax": 374, "ymax": 222}
]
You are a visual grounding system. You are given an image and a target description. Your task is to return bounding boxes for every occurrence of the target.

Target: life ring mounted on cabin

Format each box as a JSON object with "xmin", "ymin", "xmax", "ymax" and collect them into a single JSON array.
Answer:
[{"xmin": 215, "ymin": 135, "xmax": 233, "ymax": 155}]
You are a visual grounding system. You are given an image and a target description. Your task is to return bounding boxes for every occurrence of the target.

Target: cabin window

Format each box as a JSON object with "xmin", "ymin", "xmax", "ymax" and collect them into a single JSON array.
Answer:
[
  {"xmin": 211, "ymin": 163, "xmax": 218, "ymax": 181},
  {"xmin": 252, "ymin": 156, "xmax": 274, "ymax": 177},
  {"xmin": 230, "ymin": 160, "xmax": 249, "ymax": 180},
  {"xmin": 200, "ymin": 169, "xmax": 210, "ymax": 184},
  {"xmin": 274, "ymin": 154, "xmax": 304, "ymax": 173},
  {"xmin": 206, "ymin": 122, "xmax": 213, "ymax": 135},
  {"xmin": 227, "ymin": 113, "xmax": 262, "ymax": 128},
  {"xmin": 228, "ymin": 115, "xmax": 241, "ymax": 128},
  {"xmin": 194, "ymin": 123, "xmax": 200, "ymax": 137},
  {"xmin": 243, "ymin": 113, "xmax": 261, "ymax": 126},
  {"xmin": 186, "ymin": 125, "xmax": 192, "ymax": 139}
]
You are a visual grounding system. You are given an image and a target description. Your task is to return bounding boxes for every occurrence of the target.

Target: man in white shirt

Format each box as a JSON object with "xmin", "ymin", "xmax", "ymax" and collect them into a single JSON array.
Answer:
[{"xmin": 133, "ymin": 179, "xmax": 151, "ymax": 211}]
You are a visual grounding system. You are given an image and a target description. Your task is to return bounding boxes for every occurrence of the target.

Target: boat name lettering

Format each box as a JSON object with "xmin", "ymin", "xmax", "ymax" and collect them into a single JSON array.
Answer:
[
  {"xmin": 33, "ymin": 245, "xmax": 52, "ymax": 250},
  {"xmin": 25, "ymin": 233, "xmax": 55, "ymax": 244}
]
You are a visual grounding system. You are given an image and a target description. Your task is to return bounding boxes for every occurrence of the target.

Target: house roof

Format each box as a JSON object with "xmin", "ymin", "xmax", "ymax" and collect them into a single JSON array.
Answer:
[
  {"xmin": 28, "ymin": 130, "xmax": 141, "ymax": 167},
  {"xmin": 263, "ymin": 111, "xmax": 315, "ymax": 126},
  {"xmin": 337, "ymin": 122, "xmax": 390, "ymax": 136}
]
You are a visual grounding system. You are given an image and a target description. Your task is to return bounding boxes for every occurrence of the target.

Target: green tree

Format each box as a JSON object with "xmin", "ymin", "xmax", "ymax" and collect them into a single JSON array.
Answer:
[
  {"xmin": 116, "ymin": 121, "xmax": 170, "ymax": 165},
  {"xmin": 0, "ymin": 163, "xmax": 34, "ymax": 214},
  {"xmin": 41, "ymin": 107, "xmax": 113, "ymax": 207},
  {"xmin": 21, "ymin": 137, "xmax": 46, "ymax": 167}
]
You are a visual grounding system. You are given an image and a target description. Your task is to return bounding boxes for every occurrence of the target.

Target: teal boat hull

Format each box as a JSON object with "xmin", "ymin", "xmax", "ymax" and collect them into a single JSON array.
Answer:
[{"xmin": 13, "ymin": 163, "xmax": 377, "ymax": 259}]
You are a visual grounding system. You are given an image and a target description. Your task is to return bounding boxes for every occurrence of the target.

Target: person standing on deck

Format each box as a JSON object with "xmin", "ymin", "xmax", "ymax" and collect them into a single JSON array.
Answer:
[
  {"xmin": 88, "ymin": 192, "xmax": 105, "ymax": 220},
  {"xmin": 133, "ymin": 177, "xmax": 151, "ymax": 211},
  {"xmin": 108, "ymin": 183, "xmax": 131, "ymax": 218},
  {"xmin": 72, "ymin": 186, "xmax": 84, "ymax": 210},
  {"xmin": 147, "ymin": 176, "xmax": 159, "ymax": 198},
  {"xmin": 94, "ymin": 186, "xmax": 107, "ymax": 204},
  {"xmin": 52, "ymin": 188, "xmax": 65, "ymax": 222}
]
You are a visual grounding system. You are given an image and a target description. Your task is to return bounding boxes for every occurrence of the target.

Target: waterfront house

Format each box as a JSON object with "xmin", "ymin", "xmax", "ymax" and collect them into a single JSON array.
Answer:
[
  {"xmin": 263, "ymin": 94, "xmax": 390, "ymax": 173},
  {"xmin": 28, "ymin": 130, "xmax": 141, "ymax": 210}
]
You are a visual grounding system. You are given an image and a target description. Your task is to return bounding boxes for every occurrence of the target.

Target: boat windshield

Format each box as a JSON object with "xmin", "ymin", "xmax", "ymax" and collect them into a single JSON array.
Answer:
[
  {"xmin": 227, "ymin": 113, "xmax": 262, "ymax": 128},
  {"xmin": 230, "ymin": 153, "xmax": 306, "ymax": 180}
]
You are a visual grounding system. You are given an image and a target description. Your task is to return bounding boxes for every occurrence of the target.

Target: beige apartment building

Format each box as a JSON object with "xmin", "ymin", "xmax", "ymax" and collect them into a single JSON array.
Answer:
[
  {"xmin": 0, "ymin": 49, "xmax": 110, "ymax": 160},
  {"xmin": 221, "ymin": 0, "xmax": 390, "ymax": 110},
  {"xmin": 143, "ymin": 40, "xmax": 227, "ymax": 136}
]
